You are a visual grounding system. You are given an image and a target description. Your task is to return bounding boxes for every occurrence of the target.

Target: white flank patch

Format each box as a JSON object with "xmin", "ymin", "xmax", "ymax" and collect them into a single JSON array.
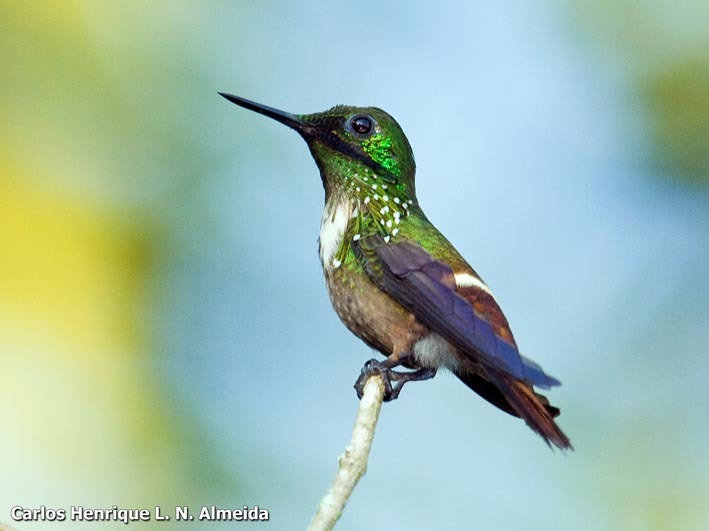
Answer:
[
  {"xmin": 413, "ymin": 333, "xmax": 459, "ymax": 370},
  {"xmin": 319, "ymin": 200, "xmax": 351, "ymax": 271},
  {"xmin": 454, "ymin": 272, "xmax": 494, "ymax": 297}
]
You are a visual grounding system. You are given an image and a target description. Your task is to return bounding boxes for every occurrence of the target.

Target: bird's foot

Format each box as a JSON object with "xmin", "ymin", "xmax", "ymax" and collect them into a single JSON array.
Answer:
[{"xmin": 354, "ymin": 357, "xmax": 437, "ymax": 402}]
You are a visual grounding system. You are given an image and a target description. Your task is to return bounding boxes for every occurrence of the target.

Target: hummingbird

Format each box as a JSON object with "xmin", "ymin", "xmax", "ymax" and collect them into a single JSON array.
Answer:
[{"xmin": 220, "ymin": 93, "xmax": 571, "ymax": 450}]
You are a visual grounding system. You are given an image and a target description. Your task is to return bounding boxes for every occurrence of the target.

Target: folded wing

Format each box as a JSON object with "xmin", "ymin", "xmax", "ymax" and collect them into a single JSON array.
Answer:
[{"xmin": 354, "ymin": 234, "xmax": 559, "ymax": 388}]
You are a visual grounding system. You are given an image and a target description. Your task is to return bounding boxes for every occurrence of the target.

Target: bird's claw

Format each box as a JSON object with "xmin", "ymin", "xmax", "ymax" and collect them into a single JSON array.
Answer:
[
  {"xmin": 354, "ymin": 358, "xmax": 394, "ymax": 401},
  {"xmin": 354, "ymin": 357, "xmax": 437, "ymax": 402}
]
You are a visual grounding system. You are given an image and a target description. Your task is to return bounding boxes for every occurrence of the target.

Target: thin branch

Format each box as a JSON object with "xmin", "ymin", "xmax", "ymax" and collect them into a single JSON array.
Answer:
[{"xmin": 307, "ymin": 374, "xmax": 385, "ymax": 531}]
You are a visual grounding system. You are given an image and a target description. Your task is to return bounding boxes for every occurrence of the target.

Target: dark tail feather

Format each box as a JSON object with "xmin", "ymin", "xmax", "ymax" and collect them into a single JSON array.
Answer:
[
  {"xmin": 488, "ymin": 372, "xmax": 572, "ymax": 450},
  {"xmin": 456, "ymin": 371, "xmax": 561, "ymax": 419}
]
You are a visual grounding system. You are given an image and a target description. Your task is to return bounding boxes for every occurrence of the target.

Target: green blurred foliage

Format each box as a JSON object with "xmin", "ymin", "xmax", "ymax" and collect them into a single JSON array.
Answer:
[
  {"xmin": 572, "ymin": 0, "xmax": 709, "ymax": 186},
  {"xmin": 645, "ymin": 56, "xmax": 709, "ymax": 185}
]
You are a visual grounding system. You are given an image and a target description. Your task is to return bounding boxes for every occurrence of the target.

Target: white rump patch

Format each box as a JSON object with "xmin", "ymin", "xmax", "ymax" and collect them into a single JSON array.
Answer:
[
  {"xmin": 454, "ymin": 272, "xmax": 494, "ymax": 297},
  {"xmin": 413, "ymin": 333, "xmax": 459, "ymax": 370}
]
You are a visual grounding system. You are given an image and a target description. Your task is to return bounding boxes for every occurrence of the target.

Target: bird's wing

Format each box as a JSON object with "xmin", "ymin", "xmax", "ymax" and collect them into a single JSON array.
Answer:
[{"xmin": 353, "ymin": 234, "xmax": 559, "ymax": 389}]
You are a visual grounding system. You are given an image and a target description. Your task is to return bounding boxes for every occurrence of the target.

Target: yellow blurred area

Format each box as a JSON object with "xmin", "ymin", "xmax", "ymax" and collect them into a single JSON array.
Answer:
[
  {"xmin": 0, "ymin": 156, "xmax": 189, "ymax": 508},
  {"xmin": 0, "ymin": 3, "xmax": 218, "ymax": 518},
  {"xmin": 0, "ymin": 161, "xmax": 145, "ymax": 352}
]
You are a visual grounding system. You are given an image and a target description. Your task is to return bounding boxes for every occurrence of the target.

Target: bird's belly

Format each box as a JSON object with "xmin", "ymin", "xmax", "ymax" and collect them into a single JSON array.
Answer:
[{"xmin": 324, "ymin": 266, "xmax": 418, "ymax": 357}]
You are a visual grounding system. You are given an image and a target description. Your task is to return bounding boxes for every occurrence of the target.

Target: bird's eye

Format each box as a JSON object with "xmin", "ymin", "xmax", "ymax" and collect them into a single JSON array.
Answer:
[{"xmin": 350, "ymin": 115, "xmax": 373, "ymax": 135}]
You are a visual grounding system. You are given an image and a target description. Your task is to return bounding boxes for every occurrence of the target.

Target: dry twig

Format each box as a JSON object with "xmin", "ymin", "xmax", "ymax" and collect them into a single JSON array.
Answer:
[{"xmin": 307, "ymin": 374, "xmax": 385, "ymax": 530}]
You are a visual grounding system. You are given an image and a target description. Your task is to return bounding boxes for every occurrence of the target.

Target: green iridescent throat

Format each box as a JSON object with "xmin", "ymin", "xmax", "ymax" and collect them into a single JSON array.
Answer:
[{"xmin": 362, "ymin": 134, "xmax": 402, "ymax": 177}]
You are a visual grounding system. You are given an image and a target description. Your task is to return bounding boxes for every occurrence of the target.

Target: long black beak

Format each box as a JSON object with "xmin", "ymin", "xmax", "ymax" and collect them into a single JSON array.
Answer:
[
  {"xmin": 220, "ymin": 91, "xmax": 399, "ymax": 182},
  {"xmin": 218, "ymin": 92, "xmax": 313, "ymax": 136}
]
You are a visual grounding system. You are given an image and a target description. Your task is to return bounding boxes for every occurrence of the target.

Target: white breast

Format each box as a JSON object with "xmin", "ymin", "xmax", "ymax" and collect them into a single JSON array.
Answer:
[{"xmin": 319, "ymin": 200, "xmax": 352, "ymax": 271}]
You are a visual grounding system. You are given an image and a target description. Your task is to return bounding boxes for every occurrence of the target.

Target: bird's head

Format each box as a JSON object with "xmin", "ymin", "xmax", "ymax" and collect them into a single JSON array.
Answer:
[{"xmin": 220, "ymin": 94, "xmax": 416, "ymax": 205}]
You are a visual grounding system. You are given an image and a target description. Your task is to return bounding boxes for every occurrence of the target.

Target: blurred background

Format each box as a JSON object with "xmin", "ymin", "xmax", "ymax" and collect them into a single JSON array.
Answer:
[{"xmin": 1, "ymin": 1, "xmax": 708, "ymax": 530}]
